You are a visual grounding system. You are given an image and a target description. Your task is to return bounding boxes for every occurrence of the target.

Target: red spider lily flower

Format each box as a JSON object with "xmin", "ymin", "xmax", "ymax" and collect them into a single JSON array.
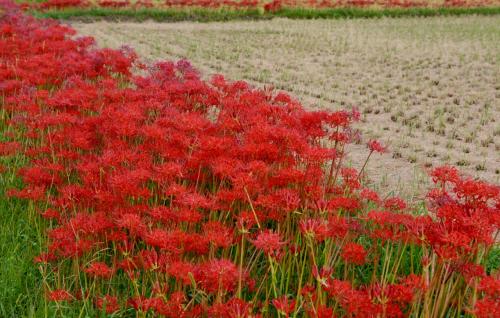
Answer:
[
  {"xmin": 95, "ymin": 295, "xmax": 120, "ymax": 313},
  {"xmin": 341, "ymin": 167, "xmax": 361, "ymax": 190},
  {"xmin": 327, "ymin": 110, "xmax": 351, "ymax": 127},
  {"xmin": 367, "ymin": 140, "xmax": 387, "ymax": 153},
  {"xmin": 195, "ymin": 259, "xmax": 241, "ymax": 294},
  {"xmin": 251, "ymin": 230, "xmax": 287, "ymax": 258},
  {"xmin": 313, "ymin": 266, "xmax": 333, "ymax": 287},
  {"xmin": 6, "ymin": 185, "xmax": 46, "ymax": 201},
  {"xmin": 300, "ymin": 218, "xmax": 329, "ymax": 242},
  {"xmin": 306, "ymin": 304, "xmax": 336, "ymax": 318},
  {"xmin": 39, "ymin": 208, "xmax": 61, "ymax": 221},
  {"xmin": 151, "ymin": 281, "xmax": 169, "ymax": 297},
  {"xmin": 399, "ymin": 273, "xmax": 428, "ymax": 295},
  {"xmin": 208, "ymin": 298, "xmax": 253, "ymax": 318},
  {"xmin": 371, "ymin": 280, "xmax": 417, "ymax": 306},
  {"xmin": 33, "ymin": 252, "xmax": 57, "ymax": 264},
  {"xmin": 478, "ymin": 276, "xmax": 500, "ymax": 299},
  {"xmin": 0, "ymin": 141, "xmax": 21, "ymax": 156},
  {"xmin": 137, "ymin": 249, "xmax": 172, "ymax": 271},
  {"xmin": 272, "ymin": 296, "xmax": 296, "ymax": 317},
  {"xmin": 472, "ymin": 297, "xmax": 500, "ymax": 318},
  {"xmin": 85, "ymin": 261, "xmax": 114, "ymax": 279},
  {"xmin": 301, "ymin": 284, "xmax": 316, "ymax": 298},
  {"xmin": 360, "ymin": 188, "xmax": 382, "ymax": 205},
  {"xmin": 430, "ymin": 165, "xmax": 460, "ymax": 185},
  {"xmin": 454, "ymin": 178, "xmax": 499, "ymax": 202},
  {"xmin": 341, "ymin": 242, "xmax": 367, "ymax": 265},
  {"xmin": 47, "ymin": 289, "xmax": 72, "ymax": 302},
  {"xmin": 127, "ymin": 296, "xmax": 157, "ymax": 312},
  {"xmin": 203, "ymin": 221, "xmax": 234, "ymax": 248},
  {"xmin": 143, "ymin": 228, "xmax": 176, "ymax": 251},
  {"xmin": 327, "ymin": 196, "xmax": 361, "ymax": 214},
  {"xmin": 155, "ymin": 291, "xmax": 187, "ymax": 317},
  {"xmin": 289, "ymin": 243, "xmax": 301, "ymax": 255},
  {"xmin": 351, "ymin": 107, "xmax": 361, "ymax": 122},
  {"xmin": 323, "ymin": 278, "xmax": 352, "ymax": 298},
  {"xmin": 459, "ymin": 263, "xmax": 485, "ymax": 284},
  {"xmin": 383, "ymin": 197, "xmax": 407, "ymax": 211},
  {"xmin": 342, "ymin": 289, "xmax": 381, "ymax": 316},
  {"xmin": 236, "ymin": 210, "xmax": 260, "ymax": 232},
  {"xmin": 329, "ymin": 131, "xmax": 350, "ymax": 143},
  {"xmin": 167, "ymin": 261, "xmax": 195, "ymax": 286},
  {"xmin": 327, "ymin": 215, "xmax": 351, "ymax": 239},
  {"xmin": 117, "ymin": 213, "xmax": 146, "ymax": 236}
]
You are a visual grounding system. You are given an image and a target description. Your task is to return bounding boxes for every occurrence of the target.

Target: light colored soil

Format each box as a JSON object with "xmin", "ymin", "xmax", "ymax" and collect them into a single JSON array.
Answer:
[{"xmin": 72, "ymin": 16, "xmax": 500, "ymax": 199}]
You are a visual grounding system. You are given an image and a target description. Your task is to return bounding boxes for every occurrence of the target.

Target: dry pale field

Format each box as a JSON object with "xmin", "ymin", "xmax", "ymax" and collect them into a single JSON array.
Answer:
[{"xmin": 73, "ymin": 16, "xmax": 500, "ymax": 199}]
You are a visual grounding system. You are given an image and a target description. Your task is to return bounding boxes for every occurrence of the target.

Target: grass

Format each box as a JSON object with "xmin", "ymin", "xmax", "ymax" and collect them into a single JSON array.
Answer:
[
  {"xmin": 0, "ymin": 115, "xmax": 44, "ymax": 317},
  {"xmin": 32, "ymin": 7, "xmax": 269, "ymax": 22},
  {"xmin": 32, "ymin": 6, "xmax": 500, "ymax": 22},
  {"xmin": 275, "ymin": 6, "xmax": 500, "ymax": 19}
]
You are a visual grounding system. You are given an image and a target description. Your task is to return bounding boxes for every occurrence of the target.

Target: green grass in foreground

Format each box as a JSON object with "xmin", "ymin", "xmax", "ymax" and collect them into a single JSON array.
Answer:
[
  {"xmin": 0, "ymin": 130, "xmax": 44, "ymax": 315},
  {"xmin": 32, "ymin": 6, "xmax": 500, "ymax": 22}
]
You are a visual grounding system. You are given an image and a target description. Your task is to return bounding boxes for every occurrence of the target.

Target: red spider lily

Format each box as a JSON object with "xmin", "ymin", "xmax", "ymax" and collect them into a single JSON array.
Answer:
[
  {"xmin": 166, "ymin": 261, "xmax": 196, "ymax": 286},
  {"xmin": 341, "ymin": 242, "xmax": 367, "ymax": 265},
  {"xmin": 383, "ymin": 197, "xmax": 407, "ymax": 211},
  {"xmin": 327, "ymin": 215, "xmax": 351, "ymax": 239},
  {"xmin": 327, "ymin": 196, "xmax": 361, "ymax": 214},
  {"xmin": 459, "ymin": 263, "xmax": 485, "ymax": 284},
  {"xmin": 478, "ymin": 276, "xmax": 500, "ymax": 299},
  {"xmin": 47, "ymin": 289, "xmax": 72, "ymax": 302},
  {"xmin": 430, "ymin": 165, "xmax": 460, "ymax": 186},
  {"xmin": 323, "ymin": 278, "xmax": 381, "ymax": 316},
  {"xmin": 300, "ymin": 218, "xmax": 329, "ymax": 242},
  {"xmin": 203, "ymin": 221, "xmax": 234, "ymax": 248},
  {"xmin": 195, "ymin": 258, "xmax": 241, "ymax": 294},
  {"xmin": 312, "ymin": 266, "xmax": 333, "ymax": 287},
  {"xmin": 85, "ymin": 261, "xmax": 114, "ymax": 279},
  {"xmin": 272, "ymin": 295, "xmax": 296, "ymax": 317},
  {"xmin": 0, "ymin": 141, "xmax": 21, "ymax": 156},
  {"xmin": 306, "ymin": 304, "xmax": 335, "ymax": 318},
  {"xmin": 95, "ymin": 295, "xmax": 120, "ymax": 313},
  {"xmin": 39, "ymin": 208, "xmax": 61, "ymax": 221},
  {"xmin": 251, "ymin": 230, "xmax": 287, "ymax": 257},
  {"xmin": 360, "ymin": 188, "xmax": 382, "ymax": 205},
  {"xmin": 472, "ymin": 297, "xmax": 500, "ymax": 318},
  {"xmin": 207, "ymin": 298, "xmax": 254, "ymax": 318},
  {"xmin": 367, "ymin": 139, "xmax": 387, "ymax": 154}
]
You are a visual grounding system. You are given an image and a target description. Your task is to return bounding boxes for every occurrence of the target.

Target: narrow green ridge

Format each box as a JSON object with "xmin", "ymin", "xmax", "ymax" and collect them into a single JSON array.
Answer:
[{"xmin": 32, "ymin": 6, "xmax": 500, "ymax": 22}]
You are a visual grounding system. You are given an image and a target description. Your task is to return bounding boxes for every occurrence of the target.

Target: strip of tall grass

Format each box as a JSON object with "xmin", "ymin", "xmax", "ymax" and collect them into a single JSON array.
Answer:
[
  {"xmin": 32, "ymin": 7, "xmax": 268, "ymax": 22},
  {"xmin": 32, "ymin": 6, "xmax": 500, "ymax": 22},
  {"xmin": 0, "ymin": 108, "xmax": 46, "ymax": 317}
]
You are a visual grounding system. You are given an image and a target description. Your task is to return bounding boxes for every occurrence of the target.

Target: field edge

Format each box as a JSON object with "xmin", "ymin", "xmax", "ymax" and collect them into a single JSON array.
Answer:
[{"xmin": 32, "ymin": 6, "xmax": 500, "ymax": 22}]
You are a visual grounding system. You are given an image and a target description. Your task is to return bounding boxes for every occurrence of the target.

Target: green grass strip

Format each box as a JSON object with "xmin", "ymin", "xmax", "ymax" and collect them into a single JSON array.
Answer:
[
  {"xmin": 276, "ymin": 6, "xmax": 500, "ymax": 19},
  {"xmin": 32, "ymin": 6, "xmax": 500, "ymax": 22},
  {"xmin": 32, "ymin": 7, "xmax": 268, "ymax": 22}
]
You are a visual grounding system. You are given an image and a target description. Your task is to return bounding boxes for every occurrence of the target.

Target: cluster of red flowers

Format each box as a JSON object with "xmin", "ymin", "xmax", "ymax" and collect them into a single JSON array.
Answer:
[
  {"xmin": 1, "ymin": 0, "xmax": 499, "ymax": 316},
  {"xmin": 33, "ymin": 0, "xmax": 498, "ymax": 11}
]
